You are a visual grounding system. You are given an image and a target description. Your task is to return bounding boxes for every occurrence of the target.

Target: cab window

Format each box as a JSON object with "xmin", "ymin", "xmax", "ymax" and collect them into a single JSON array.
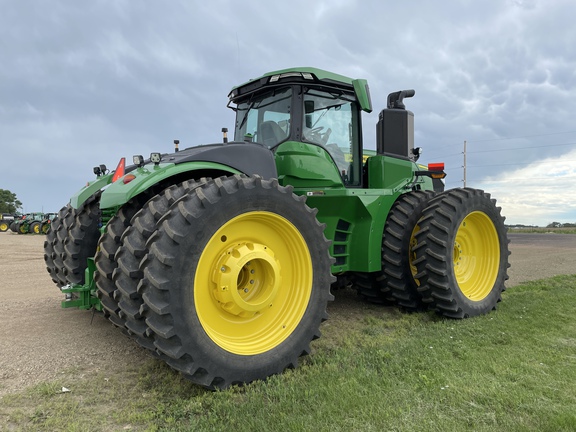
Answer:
[{"xmin": 302, "ymin": 88, "xmax": 361, "ymax": 186}]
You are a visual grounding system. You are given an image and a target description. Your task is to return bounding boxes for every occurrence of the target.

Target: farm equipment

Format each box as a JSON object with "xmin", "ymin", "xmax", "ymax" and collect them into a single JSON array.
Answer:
[
  {"xmin": 0, "ymin": 213, "xmax": 16, "ymax": 232},
  {"xmin": 40, "ymin": 212, "xmax": 58, "ymax": 234},
  {"xmin": 44, "ymin": 67, "xmax": 510, "ymax": 389},
  {"xmin": 12, "ymin": 212, "xmax": 45, "ymax": 234}
]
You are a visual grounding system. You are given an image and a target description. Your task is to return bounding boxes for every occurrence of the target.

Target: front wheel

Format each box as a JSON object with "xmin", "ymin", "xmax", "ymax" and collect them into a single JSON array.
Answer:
[
  {"xmin": 140, "ymin": 175, "xmax": 334, "ymax": 389},
  {"xmin": 29, "ymin": 221, "xmax": 41, "ymax": 234},
  {"xmin": 413, "ymin": 188, "xmax": 510, "ymax": 318}
]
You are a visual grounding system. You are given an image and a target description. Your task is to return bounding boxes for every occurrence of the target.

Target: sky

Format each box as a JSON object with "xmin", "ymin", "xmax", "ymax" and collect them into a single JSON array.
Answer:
[{"xmin": 1, "ymin": 0, "xmax": 576, "ymax": 226}]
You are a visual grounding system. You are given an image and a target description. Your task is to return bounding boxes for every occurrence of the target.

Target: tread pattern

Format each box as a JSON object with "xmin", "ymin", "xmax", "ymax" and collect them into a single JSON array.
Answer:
[
  {"xmin": 63, "ymin": 193, "xmax": 102, "ymax": 285},
  {"xmin": 44, "ymin": 205, "xmax": 71, "ymax": 286},
  {"xmin": 45, "ymin": 204, "xmax": 77, "ymax": 287},
  {"xmin": 115, "ymin": 179, "xmax": 209, "ymax": 350},
  {"xmin": 94, "ymin": 195, "xmax": 150, "ymax": 327},
  {"xmin": 140, "ymin": 175, "xmax": 334, "ymax": 389},
  {"xmin": 383, "ymin": 190, "xmax": 436, "ymax": 309},
  {"xmin": 413, "ymin": 188, "xmax": 511, "ymax": 318},
  {"xmin": 352, "ymin": 190, "xmax": 435, "ymax": 308}
]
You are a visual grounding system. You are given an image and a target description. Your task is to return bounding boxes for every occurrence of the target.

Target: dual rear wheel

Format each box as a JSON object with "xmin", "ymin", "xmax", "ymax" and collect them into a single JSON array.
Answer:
[
  {"xmin": 369, "ymin": 187, "xmax": 509, "ymax": 318},
  {"xmin": 44, "ymin": 175, "xmax": 333, "ymax": 389}
]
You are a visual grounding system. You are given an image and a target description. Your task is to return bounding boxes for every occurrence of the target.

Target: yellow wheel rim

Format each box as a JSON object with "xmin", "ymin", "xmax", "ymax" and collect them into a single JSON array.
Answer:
[
  {"xmin": 195, "ymin": 211, "xmax": 313, "ymax": 355},
  {"xmin": 453, "ymin": 211, "xmax": 500, "ymax": 301},
  {"xmin": 0, "ymin": 222, "xmax": 7, "ymax": 231}
]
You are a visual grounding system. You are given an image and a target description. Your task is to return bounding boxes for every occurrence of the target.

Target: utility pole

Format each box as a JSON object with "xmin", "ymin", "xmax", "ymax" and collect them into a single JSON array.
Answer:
[{"xmin": 463, "ymin": 140, "xmax": 467, "ymax": 187}]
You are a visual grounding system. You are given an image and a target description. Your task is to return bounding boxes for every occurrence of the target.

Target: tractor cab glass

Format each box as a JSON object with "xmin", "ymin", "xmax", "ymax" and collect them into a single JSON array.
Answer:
[
  {"xmin": 234, "ymin": 87, "xmax": 292, "ymax": 147},
  {"xmin": 302, "ymin": 88, "xmax": 361, "ymax": 185},
  {"xmin": 232, "ymin": 84, "xmax": 362, "ymax": 186}
]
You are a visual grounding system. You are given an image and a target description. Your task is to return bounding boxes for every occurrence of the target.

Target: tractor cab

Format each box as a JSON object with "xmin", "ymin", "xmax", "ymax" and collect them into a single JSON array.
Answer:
[{"xmin": 228, "ymin": 68, "xmax": 371, "ymax": 187}]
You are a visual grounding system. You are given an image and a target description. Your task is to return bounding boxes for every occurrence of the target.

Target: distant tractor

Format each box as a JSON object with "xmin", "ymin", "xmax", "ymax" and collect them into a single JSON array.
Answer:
[
  {"xmin": 44, "ymin": 68, "xmax": 510, "ymax": 389},
  {"xmin": 0, "ymin": 213, "xmax": 16, "ymax": 232},
  {"xmin": 14, "ymin": 212, "xmax": 44, "ymax": 234},
  {"xmin": 40, "ymin": 212, "xmax": 58, "ymax": 234}
]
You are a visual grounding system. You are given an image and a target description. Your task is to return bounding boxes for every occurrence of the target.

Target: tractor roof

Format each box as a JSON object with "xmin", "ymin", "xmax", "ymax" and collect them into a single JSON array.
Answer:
[{"xmin": 229, "ymin": 67, "xmax": 372, "ymax": 113}]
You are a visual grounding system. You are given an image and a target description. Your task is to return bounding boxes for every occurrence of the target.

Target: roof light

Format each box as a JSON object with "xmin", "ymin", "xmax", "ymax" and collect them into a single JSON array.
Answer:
[
  {"xmin": 111, "ymin": 157, "xmax": 126, "ymax": 183},
  {"xmin": 269, "ymin": 72, "xmax": 315, "ymax": 83},
  {"xmin": 150, "ymin": 152, "xmax": 161, "ymax": 164},
  {"xmin": 133, "ymin": 155, "xmax": 144, "ymax": 167}
]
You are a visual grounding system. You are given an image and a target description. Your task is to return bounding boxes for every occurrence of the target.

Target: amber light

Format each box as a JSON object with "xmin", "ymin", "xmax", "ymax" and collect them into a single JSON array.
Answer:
[{"xmin": 123, "ymin": 174, "xmax": 136, "ymax": 184}]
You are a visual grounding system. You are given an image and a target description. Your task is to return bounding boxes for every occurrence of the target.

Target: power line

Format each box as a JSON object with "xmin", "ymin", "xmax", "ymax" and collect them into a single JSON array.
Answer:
[
  {"xmin": 428, "ymin": 142, "xmax": 576, "ymax": 161},
  {"xmin": 462, "ymin": 175, "xmax": 576, "ymax": 183},
  {"xmin": 467, "ymin": 130, "xmax": 576, "ymax": 143},
  {"xmin": 468, "ymin": 142, "xmax": 576, "ymax": 154},
  {"xmin": 466, "ymin": 159, "xmax": 576, "ymax": 169}
]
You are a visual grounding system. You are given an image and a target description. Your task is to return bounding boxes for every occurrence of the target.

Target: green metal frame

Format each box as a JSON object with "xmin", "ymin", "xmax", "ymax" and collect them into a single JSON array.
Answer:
[{"xmin": 61, "ymin": 259, "xmax": 102, "ymax": 310}]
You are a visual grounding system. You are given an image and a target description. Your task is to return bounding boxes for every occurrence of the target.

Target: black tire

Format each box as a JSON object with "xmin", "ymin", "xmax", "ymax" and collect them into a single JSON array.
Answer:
[
  {"xmin": 41, "ymin": 222, "xmax": 51, "ymax": 235},
  {"xmin": 382, "ymin": 190, "xmax": 436, "ymax": 309},
  {"xmin": 29, "ymin": 221, "xmax": 41, "ymax": 234},
  {"xmin": 94, "ymin": 194, "xmax": 150, "ymax": 328},
  {"xmin": 353, "ymin": 271, "xmax": 394, "ymax": 304},
  {"xmin": 47, "ymin": 205, "xmax": 77, "ymax": 287},
  {"xmin": 140, "ymin": 175, "xmax": 334, "ymax": 389},
  {"xmin": 18, "ymin": 222, "xmax": 29, "ymax": 234},
  {"xmin": 10, "ymin": 221, "xmax": 18, "ymax": 232},
  {"xmin": 115, "ymin": 179, "xmax": 209, "ymax": 351},
  {"xmin": 44, "ymin": 204, "xmax": 73, "ymax": 287},
  {"xmin": 352, "ymin": 190, "xmax": 435, "ymax": 307},
  {"xmin": 62, "ymin": 193, "xmax": 102, "ymax": 285},
  {"xmin": 413, "ymin": 188, "xmax": 510, "ymax": 318}
]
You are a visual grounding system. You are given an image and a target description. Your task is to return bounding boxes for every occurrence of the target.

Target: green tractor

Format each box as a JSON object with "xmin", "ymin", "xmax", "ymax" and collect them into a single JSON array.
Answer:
[
  {"xmin": 40, "ymin": 212, "xmax": 58, "ymax": 234},
  {"xmin": 13, "ymin": 212, "xmax": 44, "ymax": 234},
  {"xmin": 44, "ymin": 67, "xmax": 509, "ymax": 389}
]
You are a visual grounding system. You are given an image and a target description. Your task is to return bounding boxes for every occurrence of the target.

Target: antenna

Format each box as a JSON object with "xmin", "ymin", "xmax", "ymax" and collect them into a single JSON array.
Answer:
[{"xmin": 462, "ymin": 140, "xmax": 467, "ymax": 187}]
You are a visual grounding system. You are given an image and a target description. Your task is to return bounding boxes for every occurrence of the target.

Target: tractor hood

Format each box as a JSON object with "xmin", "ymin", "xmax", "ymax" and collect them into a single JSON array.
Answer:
[{"xmin": 161, "ymin": 141, "xmax": 277, "ymax": 179}]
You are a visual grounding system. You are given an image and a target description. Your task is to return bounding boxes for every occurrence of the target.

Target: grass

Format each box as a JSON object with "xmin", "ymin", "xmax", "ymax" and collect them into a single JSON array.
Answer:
[{"xmin": 2, "ymin": 275, "xmax": 576, "ymax": 431}]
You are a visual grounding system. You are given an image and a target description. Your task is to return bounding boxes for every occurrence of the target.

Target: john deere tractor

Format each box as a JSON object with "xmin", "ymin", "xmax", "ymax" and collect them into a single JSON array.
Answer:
[
  {"xmin": 44, "ymin": 67, "xmax": 509, "ymax": 389},
  {"xmin": 13, "ymin": 212, "xmax": 44, "ymax": 234}
]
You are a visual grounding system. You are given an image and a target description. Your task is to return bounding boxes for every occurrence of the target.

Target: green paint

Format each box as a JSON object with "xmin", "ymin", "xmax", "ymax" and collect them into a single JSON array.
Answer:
[
  {"xmin": 99, "ymin": 161, "xmax": 241, "ymax": 210},
  {"xmin": 69, "ymin": 173, "xmax": 113, "ymax": 209}
]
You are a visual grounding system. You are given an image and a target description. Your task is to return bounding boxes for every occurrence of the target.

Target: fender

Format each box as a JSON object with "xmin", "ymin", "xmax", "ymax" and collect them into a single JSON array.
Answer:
[
  {"xmin": 73, "ymin": 141, "xmax": 278, "ymax": 210},
  {"xmin": 70, "ymin": 173, "xmax": 113, "ymax": 209},
  {"xmin": 99, "ymin": 161, "xmax": 242, "ymax": 210}
]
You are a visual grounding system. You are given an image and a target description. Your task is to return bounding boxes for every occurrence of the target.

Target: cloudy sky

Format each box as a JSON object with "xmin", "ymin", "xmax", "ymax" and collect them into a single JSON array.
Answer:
[{"xmin": 2, "ymin": 0, "xmax": 575, "ymax": 226}]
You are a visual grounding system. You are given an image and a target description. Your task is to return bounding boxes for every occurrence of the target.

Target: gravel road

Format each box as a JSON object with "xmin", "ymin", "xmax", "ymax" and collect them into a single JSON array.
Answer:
[{"xmin": 0, "ymin": 232, "xmax": 574, "ymax": 396}]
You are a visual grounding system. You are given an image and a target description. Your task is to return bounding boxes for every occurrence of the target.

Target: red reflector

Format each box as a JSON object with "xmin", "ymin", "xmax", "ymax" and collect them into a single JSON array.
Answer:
[
  {"xmin": 111, "ymin": 157, "xmax": 126, "ymax": 183},
  {"xmin": 123, "ymin": 174, "xmax": 136, "ymax": 184},
  {"xmin": 428, "ymin": 162, "xmax": 445, "ymax": 171}
]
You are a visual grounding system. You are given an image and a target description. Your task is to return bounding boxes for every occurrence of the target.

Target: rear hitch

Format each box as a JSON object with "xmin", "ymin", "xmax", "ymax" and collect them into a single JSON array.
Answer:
[{"xmin": 60, "ymin": 258, "xmax": 102, "ymax": 311}]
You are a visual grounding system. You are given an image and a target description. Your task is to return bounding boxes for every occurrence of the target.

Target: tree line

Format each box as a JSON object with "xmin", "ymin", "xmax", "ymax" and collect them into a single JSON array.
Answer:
[{"xmin": 0, "ymin": 189, "xmax": 22, "ymax": 214}]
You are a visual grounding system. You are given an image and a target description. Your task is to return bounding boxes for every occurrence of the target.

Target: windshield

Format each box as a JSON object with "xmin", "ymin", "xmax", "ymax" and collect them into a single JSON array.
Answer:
[
  {"xmin": 234, "ymin": 87, "xmax": 292, "ymax": 148},
  {"xmin": 302, "ymin": 88, "xmax": 361, "ymax": 185}
]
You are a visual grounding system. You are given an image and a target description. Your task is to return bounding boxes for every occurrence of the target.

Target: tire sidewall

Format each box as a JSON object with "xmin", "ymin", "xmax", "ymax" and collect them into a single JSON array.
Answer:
[
  {"xmin": 443, "ymin": 193, "xmax": 508, "ymax": 316},
  {"xmin": 159, "ymin": 178, "xmax": 331, "ymax": 379}
]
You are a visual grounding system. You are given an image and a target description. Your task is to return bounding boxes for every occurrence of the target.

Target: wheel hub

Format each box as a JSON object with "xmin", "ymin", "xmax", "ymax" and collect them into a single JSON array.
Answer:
[{"xmin": 212, "ymin": 242, "xmax": 281, "ymax": 318}]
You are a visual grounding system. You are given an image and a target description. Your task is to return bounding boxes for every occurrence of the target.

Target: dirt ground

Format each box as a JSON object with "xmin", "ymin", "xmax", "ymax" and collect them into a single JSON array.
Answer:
[{"xmin": 1, "ymin": 232, "xmax": 575, "ymax": 397}]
